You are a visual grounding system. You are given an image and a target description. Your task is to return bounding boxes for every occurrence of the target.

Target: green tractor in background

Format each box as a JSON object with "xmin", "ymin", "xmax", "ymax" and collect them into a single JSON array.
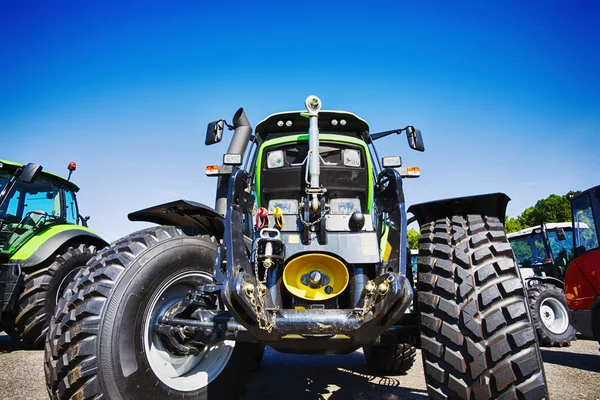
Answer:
[{"xmin": 0, "ymin": 159, "xmax": 108, "ymax": 347}]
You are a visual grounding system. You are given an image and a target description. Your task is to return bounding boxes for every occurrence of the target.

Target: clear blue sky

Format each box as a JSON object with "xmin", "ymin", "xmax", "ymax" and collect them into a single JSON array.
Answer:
[{"xmin": 1, "ymin": 1, "xmax": 599, "ymax": 241}]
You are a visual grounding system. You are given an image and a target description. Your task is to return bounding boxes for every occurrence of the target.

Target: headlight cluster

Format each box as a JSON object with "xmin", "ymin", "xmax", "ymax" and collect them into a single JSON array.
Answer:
[
  {"xmin": 267, "ymin": 150, "xmax": 284, "ymax": 169},
  {"xmin": 343, "ymin": 149, "xmax": 360, "ymax": 167},
  {"xmin": 267, "ymin": 148, "xmax": 361, "ymax": 168}
]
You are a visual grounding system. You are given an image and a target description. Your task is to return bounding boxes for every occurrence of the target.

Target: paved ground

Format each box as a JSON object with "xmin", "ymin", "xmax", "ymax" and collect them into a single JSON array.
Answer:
[{"xmin": 1, "ymin": 333, "xmax": 598, "ymax": 399}]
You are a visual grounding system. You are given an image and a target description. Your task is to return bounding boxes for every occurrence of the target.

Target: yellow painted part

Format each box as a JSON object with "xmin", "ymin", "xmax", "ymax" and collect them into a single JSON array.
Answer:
[
  {"xmin": 283, "ymin": 253, "xmax": 349, "ymax": 301},
  {"xmin": 281, "ymin": 334, "xmax": 352, "ymax": 340},
  {"xmin": 383, "ymin": 242, "xmax": 392, "ymax": 262},
  {"xmin": 273, "ymin": 207, "xmax": 284, "ymax": 228}
]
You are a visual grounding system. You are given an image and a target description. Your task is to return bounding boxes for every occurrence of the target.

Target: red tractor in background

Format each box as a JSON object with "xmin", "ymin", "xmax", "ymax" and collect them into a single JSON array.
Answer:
[{"xmin": 565, "ymin": 185, "xmax": 600, "ymax": 345}]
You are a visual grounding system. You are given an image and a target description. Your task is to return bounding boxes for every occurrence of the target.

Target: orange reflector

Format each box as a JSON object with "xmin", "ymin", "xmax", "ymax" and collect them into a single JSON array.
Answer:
[
  {"xmin": 406, "ymin": 167, "xmax": 420, "ymax": 173},
  {"xmin": 205, "ymin": 165, "xmax": 219, "ymax": 176},
  {"xmin": 545, "ymin": 258, "xmax": 552, "ymax": 264}
]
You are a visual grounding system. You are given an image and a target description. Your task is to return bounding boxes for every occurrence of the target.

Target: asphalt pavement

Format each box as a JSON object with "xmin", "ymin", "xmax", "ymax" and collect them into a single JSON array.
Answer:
[{"xmin": 0, "ymin": 333, "xmax": 598, "ymax": 399}]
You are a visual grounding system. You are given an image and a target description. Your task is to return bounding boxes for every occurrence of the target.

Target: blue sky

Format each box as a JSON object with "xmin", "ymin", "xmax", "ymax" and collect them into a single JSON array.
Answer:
[{"xmin": 1, "ymin": 1, "xmax": 599, "ymax": 241}]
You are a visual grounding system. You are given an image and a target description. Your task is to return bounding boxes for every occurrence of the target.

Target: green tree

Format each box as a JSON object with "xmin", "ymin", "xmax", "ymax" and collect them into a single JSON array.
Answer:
[
  {"xmin": 516, "ymin": 191, "xmax": 580, "ymax": 228},
  {"xmin": 504, "ymin": 217, "xmax": 522, "ymax": 234},
  {"xmin": 408, "ymin": 228, "xmax": 419, "ymax": 250}
]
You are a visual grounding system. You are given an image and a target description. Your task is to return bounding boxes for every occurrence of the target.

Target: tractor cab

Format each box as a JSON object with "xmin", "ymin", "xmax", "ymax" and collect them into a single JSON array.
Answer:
[
  {"xmin": 508, "ymin": 222, "xmax": 576, "ymax": 280},
  {"xmin": 565, "ymin": 186, "xmax": 600, "ymax": 342},
  {"xmin": 0, "ymin": 160, "xmax": 82, "ymax": 262}
]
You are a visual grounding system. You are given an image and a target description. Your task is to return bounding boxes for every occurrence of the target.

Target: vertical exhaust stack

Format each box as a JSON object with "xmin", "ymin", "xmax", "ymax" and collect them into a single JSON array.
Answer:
[
  {"xmin": 227, "ymin": 108, "xmax": 253, "ymax": 156},
  {"xmin": 302, "ymin": 95, "xmax": 323, "ymax": 212},
  {"xmin": 215, "ymin": 108, "xmax": 253, "ymax": 216}
]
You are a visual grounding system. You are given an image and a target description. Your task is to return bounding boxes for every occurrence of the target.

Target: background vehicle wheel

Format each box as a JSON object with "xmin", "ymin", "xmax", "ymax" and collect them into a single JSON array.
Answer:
[
  {"xmin": 14, "ymin": 244, "xmax": 96, "ymax": 347},
  {"xmin": 363, "ymin": 342, "xmax": 416, "ymax": 374},
  {"xmin": 45, "ymin": 226, "xmax": 259, "ymax": 400},
  {"xmin": 417, "ymin": 215, "xmax": 548, "ymax": 399},
  {"xmin": 528, "ymin": 284, "xmax": 575, "ymax": 347}
]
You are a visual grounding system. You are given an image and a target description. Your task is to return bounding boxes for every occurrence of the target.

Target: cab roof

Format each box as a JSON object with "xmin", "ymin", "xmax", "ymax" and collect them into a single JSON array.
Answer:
[
  {"xmin": 0, "ymin": 159, "xmax": 80, "ymax": 192},
  {"xmin": 254, "ymin": 110, "xmax": 370, "ymax": 145},
  {"xmin": 507, "ymin": 222, "xmax": 586, "ymax": 239}
]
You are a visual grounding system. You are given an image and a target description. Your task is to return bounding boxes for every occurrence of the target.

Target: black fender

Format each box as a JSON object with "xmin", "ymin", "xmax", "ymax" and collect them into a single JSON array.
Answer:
[
  {"xmin": 16, "ymin": 229, "xmax": 108, "ymax": 269},
  {"xmin": 128, "ymin": 200, "xmax": 224, "ymax": 239},
  {"xmin": 524, "ymin": 276, "xmax": 565, "ymax": 290},
  {"xmin": 407, "ymin": 192, "xmax": 510, "ymax": 226}
]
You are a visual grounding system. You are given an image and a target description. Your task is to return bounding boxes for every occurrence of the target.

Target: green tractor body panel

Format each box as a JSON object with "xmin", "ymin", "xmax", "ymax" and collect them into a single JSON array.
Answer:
[
  {"xmin": 8, "ymin": 224, "xmax": 105, "ymax": 268},
  {"xmin": 255, "ymin": 133, "xmax": 374, "ymax": 214}
]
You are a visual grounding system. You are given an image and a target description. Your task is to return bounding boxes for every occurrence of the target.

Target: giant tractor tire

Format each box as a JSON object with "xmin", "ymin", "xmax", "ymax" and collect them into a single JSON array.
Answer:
[
  {"xmin": 417, "ymin": 215, "xmax": 548, "ymax": 399},
  {"xmin": 13, "ymin": 244, "xmax": 97, "ymax": 347},
  {"xmin": 44, "ymin": 226, "xmax": 262, "ymax": 400},
  {"xmin": 527, "ymin": 283, "xmax": 575, "ymax": 347}
]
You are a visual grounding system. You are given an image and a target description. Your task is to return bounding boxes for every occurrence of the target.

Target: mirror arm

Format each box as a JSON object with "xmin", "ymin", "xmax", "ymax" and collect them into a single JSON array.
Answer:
[
  {"xmin": 369, "ymin": 128, "xmax": 404, "ymax": 142},
  {"xmin": 370, "ymin": 126, "xmax": 415, "ymax": 142}
]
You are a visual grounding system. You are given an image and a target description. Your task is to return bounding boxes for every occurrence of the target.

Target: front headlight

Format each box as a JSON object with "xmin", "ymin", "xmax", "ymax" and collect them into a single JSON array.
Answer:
[
  {"xmin": 267, "ymin": 150, "xmax": 284, "ymax": 169},
  {"xmin": 329, "ymin": 198, "xmax": 361, "ymax": 215},
  {"xmin": 343, "ymin": 149, "xmax": 361, "ymax": 167}
]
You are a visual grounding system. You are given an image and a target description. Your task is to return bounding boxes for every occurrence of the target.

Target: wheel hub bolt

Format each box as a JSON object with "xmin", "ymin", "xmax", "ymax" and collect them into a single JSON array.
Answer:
[{"xmin": 308, "ymin": 270, "xmax": 322, "ymax": 287}]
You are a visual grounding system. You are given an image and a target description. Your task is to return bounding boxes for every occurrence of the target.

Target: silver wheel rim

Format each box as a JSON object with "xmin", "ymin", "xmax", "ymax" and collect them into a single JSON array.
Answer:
[
  {"xmin": 143, "ymin": 270, "xmax": 235, "ymax": 392},
  {"xmin": 540, "ymin": 296, "xmax": 569, "ymax": 335}
]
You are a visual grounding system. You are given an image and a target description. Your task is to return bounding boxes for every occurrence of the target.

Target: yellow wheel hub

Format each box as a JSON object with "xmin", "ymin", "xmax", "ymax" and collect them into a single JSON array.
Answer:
[{"xmin": 283, "ymin": 254, "xmax": 349, "ymax": 301}]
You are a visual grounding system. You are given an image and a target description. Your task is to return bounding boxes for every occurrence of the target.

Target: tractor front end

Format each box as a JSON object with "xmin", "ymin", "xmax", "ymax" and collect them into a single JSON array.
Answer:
[{"xmin": 195, "ymin": 96, "xmax": 416, "ymax": 353}]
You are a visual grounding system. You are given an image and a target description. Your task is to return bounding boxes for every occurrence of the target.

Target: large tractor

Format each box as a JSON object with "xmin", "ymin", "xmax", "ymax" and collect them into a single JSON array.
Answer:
[
  {"xmin": 45, "ymin": 96, "xmax": 548, "ymax": 399},
  {"xmin": 565, "ymin": 186, "xmax": 600, "ymax": 345},
  {"xmin": 0, "ymin": 160, "xmax": 108, "ymax": 347},
  {"xmin": 508, "ymin": 223, "xmax": 576, "ymax": 346}
]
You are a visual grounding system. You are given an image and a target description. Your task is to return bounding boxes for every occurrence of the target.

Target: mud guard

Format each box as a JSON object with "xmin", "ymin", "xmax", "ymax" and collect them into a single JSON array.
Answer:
[
  {"xmin": 128, "ymin": 200, "xmax": 225, "ymax": 238},
  {"xmin": 407, "ymin": 192, "xmax": 510, "ymax": 226},
  {"xmin": 524, "ymin": 276, "xmax": 564, "ymax": 289},
  {"xmin": 10, "ymin": 228, "xmax": 108, "ymax": 269}
]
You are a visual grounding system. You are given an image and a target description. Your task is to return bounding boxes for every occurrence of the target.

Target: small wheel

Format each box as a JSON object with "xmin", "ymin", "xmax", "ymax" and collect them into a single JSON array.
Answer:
[
  {"xmin": 45, "ymin": 226, "xmax": 259, "ymax": 400},
  {"xmin": 417, "ymin": 215, "xmax": 548, "ymax": 399},
  {"xmin": 528, "ymin": 284, "xmax": 575, "ymax": 347},
  {"xmin": 363, "ymin": 342, "xmax": 416, "ymax": 374},
  {"xmin": 14, "ymin": 244, "xmax": 97, "ymax": 347}
]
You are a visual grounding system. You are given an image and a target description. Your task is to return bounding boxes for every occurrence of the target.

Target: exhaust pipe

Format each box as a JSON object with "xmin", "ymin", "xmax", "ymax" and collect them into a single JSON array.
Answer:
[
  {"xmin": 227, "ymin": 108, "xmax": 253, "ymax": 156},
  {"xmin": 215, "ymin": 108, "xmax": 253, "ymax": 216}
]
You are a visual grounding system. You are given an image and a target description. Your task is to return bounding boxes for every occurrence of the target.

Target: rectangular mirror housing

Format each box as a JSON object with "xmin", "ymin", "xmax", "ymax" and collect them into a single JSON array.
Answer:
[
  {"xmin": 206, "ymin": 120, "xmax": 225, "ymax": 146},
  {"xmin": 405, "ymin": 126, "xmax": 425, "ymax": 152},
  {"xmin": 19, "ymin": 163, "xmax": 43, "ymax": 183}
]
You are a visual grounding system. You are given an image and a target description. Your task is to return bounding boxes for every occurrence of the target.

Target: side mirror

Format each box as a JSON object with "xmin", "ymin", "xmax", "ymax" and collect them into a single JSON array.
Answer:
[
  {"xmin": 19, "ymin": 163, "xmax": 43, "ymax": 183},
  {"xmin": 381, "ymin": 156, "xmax": 402, "ymax": 168},
  {"xmin": 555, "ymin": 227, "xmax": 566, "ymax": 241},
  {"xmin": 406, "ymin": 126, "xmax": 425, "ymax": 152},
  {"xmin": 205, "ymin": 120, "xmax": 225, "ymax": 146}
]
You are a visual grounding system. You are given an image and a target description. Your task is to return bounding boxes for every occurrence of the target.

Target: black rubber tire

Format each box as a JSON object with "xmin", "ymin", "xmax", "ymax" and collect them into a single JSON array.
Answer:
[
  {"xmin": 14, "ymin": 244, "xmax": 97, "ymax": 348},
  {"xmin": 363, "ymin": 342, "xmax": 417, "ymax": 374},
  {"xmin": 44, "ymin": 226, "xmax": 259, "ymax": 400},
  {"xmin": 417, "ymin": 215, "xmax": 548, "ymax": 400},
  {"xmin": 528, "ymin": 283, "xmax": 575, "ymax": 347}
]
